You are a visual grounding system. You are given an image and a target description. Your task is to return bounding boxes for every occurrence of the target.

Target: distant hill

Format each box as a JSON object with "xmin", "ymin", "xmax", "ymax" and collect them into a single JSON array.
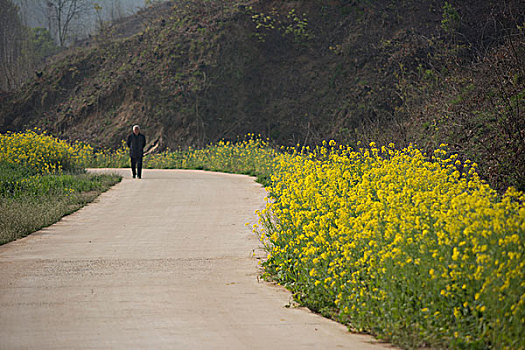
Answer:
[{"xmin": 1, "ymin": 0, "xmax": 523, "ymax": 190}]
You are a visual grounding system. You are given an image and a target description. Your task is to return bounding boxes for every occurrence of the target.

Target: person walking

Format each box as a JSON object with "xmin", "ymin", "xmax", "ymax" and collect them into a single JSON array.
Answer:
[{"xmin": 126, "ymin": 125, "xmax": 146, "ymax": 179}]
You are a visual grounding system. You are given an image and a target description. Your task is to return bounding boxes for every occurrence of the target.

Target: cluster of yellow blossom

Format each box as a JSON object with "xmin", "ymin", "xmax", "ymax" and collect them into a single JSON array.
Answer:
[
  {"xmin": 85, "ymin": 135, "xmax": 277, "ymax": 179},
  {"xmin": 0, "ymin": 130, "xmax": 92, "ymax": 173},
  {"xmin": 146, "ymin": 135, "xmax": 277, "ymax": 178},
  {"xmin": 256, "ymin": 141, "xmax": 524, "ymax": 349}
]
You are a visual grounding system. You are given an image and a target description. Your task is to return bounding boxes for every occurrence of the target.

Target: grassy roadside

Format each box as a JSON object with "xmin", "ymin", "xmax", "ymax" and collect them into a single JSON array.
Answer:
[
  {"xmin": 0, "ymin": 131, "xmax": 121, "ymax": 245},
  {"xmin": 0, "ymin": 161, "xmax": 121, "ymax": 245}
]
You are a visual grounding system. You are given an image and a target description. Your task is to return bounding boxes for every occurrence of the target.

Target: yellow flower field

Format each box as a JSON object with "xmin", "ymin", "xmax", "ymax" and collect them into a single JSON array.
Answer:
[
  {"xmin": 0, "ymin": 129, "xmax": 92, "ymax": 173},
  {"xmin": 7, "ymin": 130, "xmax": 521, "ymax": 348},
  {"xmin": 256, "ymin": 141, "xmax": 525, "ymax": 349}
]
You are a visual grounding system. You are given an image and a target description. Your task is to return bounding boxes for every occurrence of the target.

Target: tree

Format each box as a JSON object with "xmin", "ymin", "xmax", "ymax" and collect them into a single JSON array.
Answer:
[
  {"xmin": 1, "ymin": 1, "xmax": 61, "ymax": 91},
  {"xmin": 0, "ymin": 0, "xmax": 25, "ymax": 90},
  {"xmin": 107, "ymin": 0, "xmax": 124, "ymax": 22},
  {"xmin": 25, "ymin": 27, "xmax": 60, "ymax": 63},
  {"xmin": 93, "ymin": 2, "xmax": 104, "ymax": 31},
  {"xmin": 44, "ymin": 0, "xmax": 92, "ymax": 46},
  {"xmin": 94, "ymin": 1, "xmax": 128, "ymax": 35}
]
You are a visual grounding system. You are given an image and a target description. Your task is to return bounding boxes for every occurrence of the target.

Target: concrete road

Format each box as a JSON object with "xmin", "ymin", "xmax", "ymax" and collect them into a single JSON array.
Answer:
[{"xmin": 0, "ymin": 169, "xmax": 392, "ymax": 349}]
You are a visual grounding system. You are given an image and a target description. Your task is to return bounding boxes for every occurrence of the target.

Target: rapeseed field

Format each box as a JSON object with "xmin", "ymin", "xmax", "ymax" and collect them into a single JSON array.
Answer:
[
  {"xmin": 5, "ymin": 130, "xmax": 522, "ymax": 348},
  {"xmin": 255, "ymin": 141, "xmax": 524, "ymax": 349},
  {"xmin": 0, "ymin": 129, "xmax": 92, "ymax": 173},
  {"xmin": 80, "ymin": 134, "xmax": 525, "ymax": 348}
]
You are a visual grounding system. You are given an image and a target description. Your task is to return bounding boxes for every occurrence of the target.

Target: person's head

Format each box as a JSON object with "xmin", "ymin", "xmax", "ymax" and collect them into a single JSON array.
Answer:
[{"xmin": 133, "ymin": 125, "xmax": 140, "ymax": 135}]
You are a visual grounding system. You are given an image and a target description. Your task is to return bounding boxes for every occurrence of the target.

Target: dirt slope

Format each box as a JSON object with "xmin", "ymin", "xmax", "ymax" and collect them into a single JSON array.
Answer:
[{"xmin": 0, "ymin": 0, "xmax": 523, "ymax": 189}]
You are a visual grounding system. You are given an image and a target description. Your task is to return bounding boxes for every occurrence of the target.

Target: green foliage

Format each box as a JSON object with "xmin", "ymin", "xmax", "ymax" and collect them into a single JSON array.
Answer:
[
  {"xmin": 250, "ymin": 9, "xmax": 278, "ymax": 42},
  {"xmin": 284, "ymin": 9, "xmax": 311, "ymax": 43},
  {"xmin": 248, "ymin": 6, "xmax": 312, "ymax": 44},
  {"xmin": 0, "ymin": 161, "xmax": 117, "ymax": 199},
  {"xmin": 441, "ymin": 2, "xmax": 460, "ymax": 34},
  {"xmin": 29, "ymin": 27, "xmax": 59, "ymax": 59}
]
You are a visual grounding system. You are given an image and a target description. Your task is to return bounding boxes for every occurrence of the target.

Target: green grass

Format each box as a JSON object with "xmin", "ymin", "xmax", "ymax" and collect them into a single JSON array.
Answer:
[{"xmin": 0, "ymin": 161, "xmax": 121, "ymax": 245}]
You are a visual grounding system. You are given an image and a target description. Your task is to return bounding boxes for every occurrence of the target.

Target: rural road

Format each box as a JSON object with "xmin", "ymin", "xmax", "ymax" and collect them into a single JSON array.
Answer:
[{"xmin": 0, "ymin": 169, "xmax": 392, "ymax": 349}]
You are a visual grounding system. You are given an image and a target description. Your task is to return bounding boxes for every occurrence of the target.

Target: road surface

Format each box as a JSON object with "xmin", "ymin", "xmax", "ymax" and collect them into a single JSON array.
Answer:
[{"xmin": 0, "ymin": 169, "xmax": 393, "ymax": 349}]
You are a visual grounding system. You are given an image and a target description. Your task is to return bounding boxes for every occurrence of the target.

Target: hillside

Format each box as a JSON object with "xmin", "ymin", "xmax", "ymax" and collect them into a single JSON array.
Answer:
[{"xmin": 0, "ymin": 0, "xmax": 523, "ymax": 190}]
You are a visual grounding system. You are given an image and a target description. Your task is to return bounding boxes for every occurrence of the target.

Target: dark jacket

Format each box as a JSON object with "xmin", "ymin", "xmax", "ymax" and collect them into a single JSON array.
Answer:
[{"xmin": 127, "ymin": 133, "xmax": 146, "ymax": 158}]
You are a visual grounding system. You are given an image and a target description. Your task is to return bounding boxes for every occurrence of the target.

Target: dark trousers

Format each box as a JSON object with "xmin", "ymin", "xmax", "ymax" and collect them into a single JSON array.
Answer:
[{"xmin": 131, "ymin": 156, "xmax": 143, "ymax": 178}]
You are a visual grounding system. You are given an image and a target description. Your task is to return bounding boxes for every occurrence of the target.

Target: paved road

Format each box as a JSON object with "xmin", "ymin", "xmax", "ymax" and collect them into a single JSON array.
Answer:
[{"xmin": 0, "ymin": 169, "xmax": 392, "ymax": 349}]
